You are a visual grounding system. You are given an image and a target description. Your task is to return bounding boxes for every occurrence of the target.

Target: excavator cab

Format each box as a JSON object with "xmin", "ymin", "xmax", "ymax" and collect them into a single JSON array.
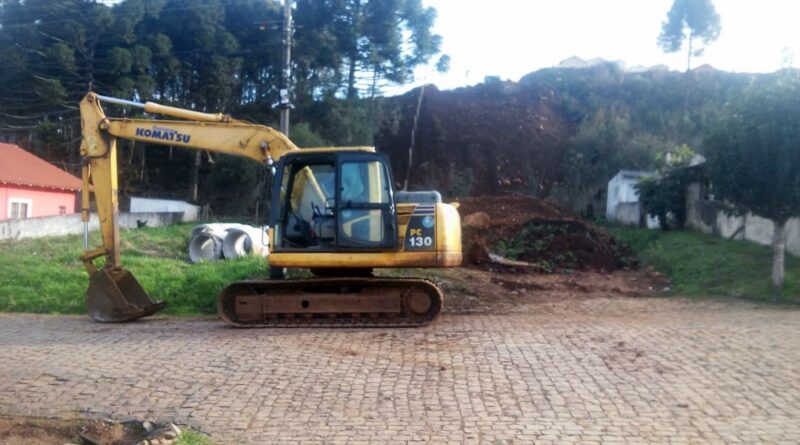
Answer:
[{"xmin": 271, "ymin": 151, "xmax": 398, "ymax": 252}]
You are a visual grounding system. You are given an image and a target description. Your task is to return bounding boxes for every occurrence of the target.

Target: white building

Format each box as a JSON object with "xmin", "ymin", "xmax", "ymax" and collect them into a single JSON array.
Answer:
[{"xmin": 606, "ymin": 170, "xmax": 658, "ymax": 228}]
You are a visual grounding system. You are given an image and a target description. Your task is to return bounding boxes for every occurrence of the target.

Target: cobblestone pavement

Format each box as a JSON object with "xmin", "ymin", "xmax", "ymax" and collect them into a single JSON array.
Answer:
[{"xmin": 1, "ymin": 297, "xmax": 799, "ymax": 444}]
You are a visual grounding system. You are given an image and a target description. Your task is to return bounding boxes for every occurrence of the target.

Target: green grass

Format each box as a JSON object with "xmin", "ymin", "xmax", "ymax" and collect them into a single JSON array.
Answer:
[
  {"xmin": 176, "ymin": 430, "xmax": 216, "ymax": 445},
  {"xmin": 608, "ymin": 226, "xmax": 800, "ymax": 303},
  {"xmin": 0, "ymin": 223, "xmax": 267, "ymax": 315}
]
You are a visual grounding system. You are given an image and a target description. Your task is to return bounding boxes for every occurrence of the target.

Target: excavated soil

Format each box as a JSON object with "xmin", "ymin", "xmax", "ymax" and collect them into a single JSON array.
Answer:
[
  {"xmin": 0, "ymin": 415, "xmax": 145, "ymax": 445},
  {"xmin": 457, "ymin": 194, "xmax": 572, "ymax": 232},
  {"xmin": 434, "ymin": 267, "xmax": 666, "ymax": 314},
  {"xmin": 455, "ymin": 195, "xmax": 638, "ymax": 273}
]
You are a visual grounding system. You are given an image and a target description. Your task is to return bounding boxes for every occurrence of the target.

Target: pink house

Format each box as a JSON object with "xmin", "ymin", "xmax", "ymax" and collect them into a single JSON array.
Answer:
[{"xmin": 0, "ymin": 142, "xmax": 82, "ymax": 220}]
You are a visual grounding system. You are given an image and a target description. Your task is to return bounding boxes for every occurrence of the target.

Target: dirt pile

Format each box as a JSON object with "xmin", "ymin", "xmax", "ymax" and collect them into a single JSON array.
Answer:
[
  {"xmin": 0, "ymin": 416, "xmax": 142, "ymax": 445},
  {"xmin": 456, "ymin": 195, "xmax": 637, "ymax": 273},
  {"xmin": 0, "ymin": 415, "xmax": 197, "ymax": 445}
]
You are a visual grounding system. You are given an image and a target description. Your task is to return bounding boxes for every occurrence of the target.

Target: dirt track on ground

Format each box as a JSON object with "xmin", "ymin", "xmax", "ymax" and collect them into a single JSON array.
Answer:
[{"xmin": 424, "ymin": 267, "xmax": 665, "ymax": 314}]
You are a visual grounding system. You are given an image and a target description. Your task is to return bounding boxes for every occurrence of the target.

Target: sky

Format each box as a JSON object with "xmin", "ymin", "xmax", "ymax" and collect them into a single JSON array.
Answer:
[{"xmin": 395, "ymin": 0, "xmax": 800, "ymax": 93}]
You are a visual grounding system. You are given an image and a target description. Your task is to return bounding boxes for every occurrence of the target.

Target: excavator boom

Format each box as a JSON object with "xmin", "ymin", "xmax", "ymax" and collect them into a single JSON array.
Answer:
[{"xmin": 79, "ymin": 92, "xmax": 300, "ymax": 322}]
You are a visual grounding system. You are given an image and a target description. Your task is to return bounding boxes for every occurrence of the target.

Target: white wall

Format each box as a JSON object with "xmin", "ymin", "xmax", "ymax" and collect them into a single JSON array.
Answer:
[
  {"xmin": 0, "ymin": 212, "xmax": 185, "ymax": 240},
  {"xmin": 130, "ymin": 197, "xmax": 200, "ymax": 221},
  {"xmin": 686, "ymin": 183, "xmax": 800, "ymax": 257},
  {"xmin": 714, "ymin": 213, "xmax": 800, "ymax": 257}
]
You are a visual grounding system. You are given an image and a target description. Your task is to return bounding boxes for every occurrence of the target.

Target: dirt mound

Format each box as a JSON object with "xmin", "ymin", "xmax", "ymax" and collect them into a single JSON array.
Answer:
[
  {"xmin": 498, "ymin": 219, "xmax": 637, "ymax": 272},
  {"xmin": 0, "ymin": 415, "xmax": 196, "ymax": 445},
  {"xmin": 0, "ymin": 416, "xmax": 143, "ymax": 445},
  {"xmin": 457, "ymin": 194, "xmax": 573, "ymax": 230},
  {"xmin": 457, "ymin": 195, "xmax": 636, "ymax": 273}
]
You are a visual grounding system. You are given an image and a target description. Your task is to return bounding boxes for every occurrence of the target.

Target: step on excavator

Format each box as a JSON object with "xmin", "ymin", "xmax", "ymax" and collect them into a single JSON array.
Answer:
[{"xmin": 79, "ymin": 92, "xmax": 462, "ymax": 327}]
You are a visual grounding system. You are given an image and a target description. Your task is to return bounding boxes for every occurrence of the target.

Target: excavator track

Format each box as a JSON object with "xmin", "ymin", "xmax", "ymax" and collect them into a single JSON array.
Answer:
[{"xmin": 217, "ymin": 277, "xmax": 443, "ymax": 327}]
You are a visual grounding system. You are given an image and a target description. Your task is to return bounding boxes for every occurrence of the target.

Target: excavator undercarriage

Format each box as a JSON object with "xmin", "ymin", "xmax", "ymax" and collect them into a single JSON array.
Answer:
[{"xmin": 218, "ymin": 277, "xmax": 443, "ymax": 327}]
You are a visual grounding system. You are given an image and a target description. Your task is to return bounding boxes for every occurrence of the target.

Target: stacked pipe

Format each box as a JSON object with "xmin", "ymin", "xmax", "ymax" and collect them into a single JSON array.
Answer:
[{"xmin": 188, "ymin": 224, "xmax": 269, "ymax": 263}]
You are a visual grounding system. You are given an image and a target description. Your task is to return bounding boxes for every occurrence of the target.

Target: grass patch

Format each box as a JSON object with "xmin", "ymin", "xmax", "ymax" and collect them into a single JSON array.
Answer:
[
  {"xmin": 609, "ymin": 226, "xmax": 800, "ymax": 303},
  {"xmin": 0, "ymin": 223, "xmax": 267, "ymax": 315},
  {"xmin": 176, "ymin": 430, "xmax": 216, "ymax": 445}
]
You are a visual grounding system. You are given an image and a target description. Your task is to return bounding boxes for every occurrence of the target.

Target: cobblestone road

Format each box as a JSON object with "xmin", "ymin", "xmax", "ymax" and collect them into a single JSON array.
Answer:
[{"xmin": 1, "ymin": 297, "xmax": 799, "ymax": 444}]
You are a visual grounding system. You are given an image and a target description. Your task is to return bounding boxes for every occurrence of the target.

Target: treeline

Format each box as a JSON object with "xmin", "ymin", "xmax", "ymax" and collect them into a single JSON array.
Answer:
[{"xmin": 0, "ymin": 0, "xmax": 444, "ymax": 213}]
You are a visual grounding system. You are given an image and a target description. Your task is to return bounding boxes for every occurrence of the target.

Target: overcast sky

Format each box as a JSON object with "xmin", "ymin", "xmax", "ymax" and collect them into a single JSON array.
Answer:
[{"xmin": 395, "ymin": 0, "xmax": 800, "ymax": 93}]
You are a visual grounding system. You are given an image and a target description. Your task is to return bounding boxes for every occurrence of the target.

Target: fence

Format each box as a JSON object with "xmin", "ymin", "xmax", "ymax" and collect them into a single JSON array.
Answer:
[
  {"xmin": 0, "ymin": 212, "xmax": 185, "ymax": 241},
  {"xmin": 685, "ymin": 183, "xmax": 800, "ymax": 257}
]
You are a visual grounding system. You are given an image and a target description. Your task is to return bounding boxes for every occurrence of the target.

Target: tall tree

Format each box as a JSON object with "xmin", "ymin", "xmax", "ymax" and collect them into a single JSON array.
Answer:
[
  {"xmin": 295, "ymin": 0, "xmax": 441, "ymax": 100},
  {"xmin": 704, "ymin": 72, "xmax": 800, "ymax": 289},
  {"xmin": 658, "ymin": 0, "xmax": 721, "ymax": 72},
  {"xmin": 136, "ymin": 0, "xmax": 243, "ymax": 200},
  {"xmin": 224, "ymin": 0, "xmax": 283, "ymax": 105},
  {"xmin": 0, "ymin": 0, "xmax": 123, "ymax": 169}
]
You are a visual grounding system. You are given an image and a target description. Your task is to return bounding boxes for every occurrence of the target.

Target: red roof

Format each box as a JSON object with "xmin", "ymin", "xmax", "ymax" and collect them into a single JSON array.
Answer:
[{"xmin": 0, "ymin": 142, "xmax": 82, "ymax": 191}]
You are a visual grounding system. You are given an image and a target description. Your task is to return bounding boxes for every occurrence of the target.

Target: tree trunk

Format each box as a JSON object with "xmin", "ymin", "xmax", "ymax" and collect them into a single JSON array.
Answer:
[
  {"xmin": 772, "ymin": 219, "xmax": 787, "ymax": 290},
  {"xmin": 347, "ymin": 54, "xmax": 358, "ymax": 100},
  {"xmin": 346, "ymin": 0, "xmax": 362, "ymax": 100}
]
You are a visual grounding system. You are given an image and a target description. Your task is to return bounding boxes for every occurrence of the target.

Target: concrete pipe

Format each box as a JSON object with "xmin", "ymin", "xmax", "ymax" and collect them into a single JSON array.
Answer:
[
  {"xmin": 188, "ymin": 231, "xmax": 224, "ymax": 263},
  {"xmin": 191, "ymin": 223, "xmax": 249, "ymax": 238},
  {"xmin": 222, "ymin": 226, "xmax": 270, "ymax": 260}
]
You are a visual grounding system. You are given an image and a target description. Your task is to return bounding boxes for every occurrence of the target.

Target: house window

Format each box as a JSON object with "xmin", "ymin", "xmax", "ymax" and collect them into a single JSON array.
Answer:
[{"xmin": 8, "ymin": 198, "xmax": 32, "ymax": 220}]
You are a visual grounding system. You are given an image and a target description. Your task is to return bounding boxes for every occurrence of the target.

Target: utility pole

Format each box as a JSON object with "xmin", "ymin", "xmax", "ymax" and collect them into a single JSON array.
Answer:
[{"xmin": 278, "ymin": 0, "xmax": 293, "ymax": 137}]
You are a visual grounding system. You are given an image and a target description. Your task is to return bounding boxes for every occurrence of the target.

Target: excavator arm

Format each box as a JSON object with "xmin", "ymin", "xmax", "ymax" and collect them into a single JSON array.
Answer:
[{"xmin": 78, "ymin": 92, "xmax": 301, "ymax": 322}]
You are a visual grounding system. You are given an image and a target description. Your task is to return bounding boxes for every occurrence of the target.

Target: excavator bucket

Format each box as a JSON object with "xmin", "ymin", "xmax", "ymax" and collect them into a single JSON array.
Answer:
[{"xmin": 85, "ymin": 268, "xmax": 166, "ymax": 322}]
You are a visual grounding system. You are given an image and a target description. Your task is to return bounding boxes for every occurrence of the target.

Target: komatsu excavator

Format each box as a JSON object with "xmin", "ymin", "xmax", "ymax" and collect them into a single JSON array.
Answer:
[{"xmin": 78, "ymin": 92, "xmax": 461, "ymax": 327}]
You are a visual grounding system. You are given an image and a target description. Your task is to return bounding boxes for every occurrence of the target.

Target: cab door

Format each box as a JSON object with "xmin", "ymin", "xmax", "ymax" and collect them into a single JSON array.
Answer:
[
  {"xmin": 336, "ymin": 153, "xmax": 398, "ymax": 249},
  {"xmin": 269, "ymin": 154, "xmax": 337, "ymax": 251}
]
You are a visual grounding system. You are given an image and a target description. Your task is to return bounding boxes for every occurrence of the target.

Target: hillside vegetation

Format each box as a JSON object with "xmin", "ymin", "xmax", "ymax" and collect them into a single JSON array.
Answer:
[{"xmin": 378, "ymin": 63, "xmax": 762, "ymax": 215}]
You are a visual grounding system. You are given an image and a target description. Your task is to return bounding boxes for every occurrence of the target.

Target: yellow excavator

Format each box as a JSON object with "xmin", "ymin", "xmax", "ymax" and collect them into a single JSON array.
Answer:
[{"xmin": 79, "ymin": 92, "xmax": 461, "ymax": 327}]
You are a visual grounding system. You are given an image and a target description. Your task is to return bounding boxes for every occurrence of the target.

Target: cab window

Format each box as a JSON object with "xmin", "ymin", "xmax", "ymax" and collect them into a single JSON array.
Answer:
[{"xmin": 339, "ymin": 160, "xmax": 391, "ymax": 244}]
